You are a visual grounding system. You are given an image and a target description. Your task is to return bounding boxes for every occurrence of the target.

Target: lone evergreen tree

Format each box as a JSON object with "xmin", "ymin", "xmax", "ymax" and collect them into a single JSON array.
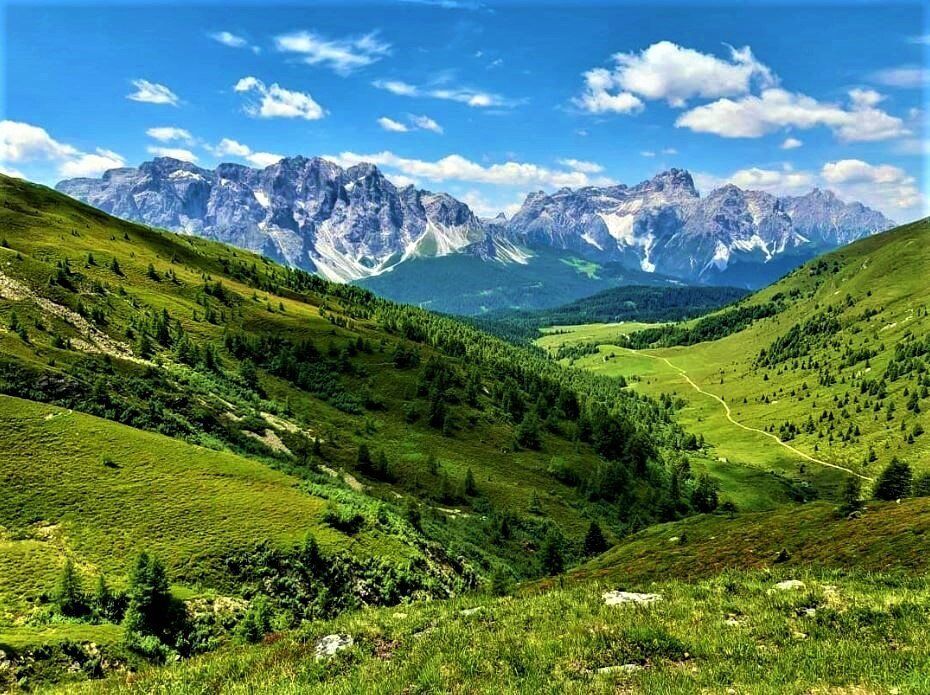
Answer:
[
  {"xmin": 539, "ymin": 528, "xmax": 565, "ymax": 576},
  {"xmin": 464, "ymin": 467, "xmax": 477, "ymax": 496},
  {"xmin": 123, "ymin": 552, "xmax": 186, "ymax": 647},
  {"xmin": 873, "ymin": 457, "xmax": 913, "ymax": 501},
  {"xmin": 583, "ymin": 521, "xmax": 609, "ymax": 557}
]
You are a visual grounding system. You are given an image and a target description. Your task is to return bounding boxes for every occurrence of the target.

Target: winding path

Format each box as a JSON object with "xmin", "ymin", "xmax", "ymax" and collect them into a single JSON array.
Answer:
[{"xmin": 617, "ymin": 347, "xmax": 872, "ymax": 481}]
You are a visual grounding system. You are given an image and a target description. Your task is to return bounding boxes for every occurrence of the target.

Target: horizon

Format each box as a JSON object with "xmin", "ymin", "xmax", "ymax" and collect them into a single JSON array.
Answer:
[{"xmin": 1, "ymin": 0, "xmax": 927, "ymax": 222}]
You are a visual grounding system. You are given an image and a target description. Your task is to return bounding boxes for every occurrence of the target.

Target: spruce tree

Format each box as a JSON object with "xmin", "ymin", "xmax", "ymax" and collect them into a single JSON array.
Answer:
[
  {"xmin": 873, "ymin": 458, "xmax": 913, "ymax": 501},
  {"xmin": 583, "ymin": 521, "xmax": 608, "ymax": 557},
  {"xmin": 54, "ymin": 559, "xmax": 87, "ymax": 617}
]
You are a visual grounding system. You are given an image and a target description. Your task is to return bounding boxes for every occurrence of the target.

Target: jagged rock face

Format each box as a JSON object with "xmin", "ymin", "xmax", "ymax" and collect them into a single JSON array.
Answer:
[
  {"xmin": 56, "ymin": 157, "xmax": 485, "ymax": 281},
  {"xmin": 504, "ymin": 169, "xmax": 894, "ymax": 283},
  {"xmin": 782, "ymin": 188, "xmax": 894, "ymax": 247},
  {"xmin": 58, "ymin": 162, "xmax": 894, "ymax": 287}
]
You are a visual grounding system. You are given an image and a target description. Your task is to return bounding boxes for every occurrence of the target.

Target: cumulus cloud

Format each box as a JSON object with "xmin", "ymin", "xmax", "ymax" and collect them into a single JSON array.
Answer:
[
  {"xmin": 274, "ymin": 30, "xmax": 390, "ymax": 75},
  {"xmin": 0, "ymin": 120, "xmax": 77, "ymax": 162},
  {"xmin": 58, "ymin": 149, "xmax": 126, "ymax": 178},
  {"xmin": 676, "ymin": 87, "xmax": 908, "ymax": 142},
  {"xmin": 614, "ymin": 41, "xmax": 774, "ymax": 106},
  {"xmin": 780, "ymin": 137, "xmax": 803, "ymax": 149},
  {"xmin": 234, "ymin": 77, "xmax": 325, "ymax": 120},
  {"xmin": 146, "ymin": 126, "xmax": 194, "ymax": 144},
  {"xmin": 372, "ymin": 79, "xmax": 510, "ymax": 108},
  {"xmin": 574, "ymin": 69, "xmax": 644, "ymax": 114},
  {"xmin": 210, "ymin": 31, "xmax": 259, "ymax": 53},
  {"xmin": 146, "ymin": 146, "xmax": 198, "ymax": 163},
  {"xmin": 0, "ymin": 120, "xmax": 124, "ymax": 178},
  {"xmin": 323, "ymin": 150, "xmax": 615, "ymax": 189},
  {"xmin": 727, "ymin": 166, "xmax": 815, "ymax": 194},
  {"xmin": 127, "ymin": 79, "xmax": 179, "ymax": 106},
  {"xmin": 210, "ymin": 138, "xmax": 283, "ymax": 168},
  {"xmin": 575, "ymin": 41, "xmax": 774, "ymax": 114}
]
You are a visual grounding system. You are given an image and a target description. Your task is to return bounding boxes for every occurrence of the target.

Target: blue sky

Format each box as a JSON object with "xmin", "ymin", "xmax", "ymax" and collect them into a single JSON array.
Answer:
[{"xmin": 1, "ymin": 0, "xmax": 927, "ymax": 220}]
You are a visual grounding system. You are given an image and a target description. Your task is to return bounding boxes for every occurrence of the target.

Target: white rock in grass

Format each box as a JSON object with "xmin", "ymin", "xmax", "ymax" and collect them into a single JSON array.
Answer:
[
  {"xmin": 315, "ymin": 634, "xmax": 353, "ymax": 660},
  {"xmin": 772, "ymin": 580, "xmax": 806, "ymax": 592},
  {"xmin": 602, "ymin": 590, "xmax": 662, "ymax": 606},
  {"xmin": 597, "ymin": 663, "xmax": 643, "ymax": 674}
]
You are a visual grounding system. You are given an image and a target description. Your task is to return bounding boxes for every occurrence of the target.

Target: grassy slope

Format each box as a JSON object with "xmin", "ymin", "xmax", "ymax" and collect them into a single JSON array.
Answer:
[
  {"xmin": 0, "ymin": 174, "xmax": 613, "ymax": 545},
  {"xmin": 539, "ymin": 218, "xmax": 930, "ymax": 493},
  {"xmin": 0, "ymin": 394, "xmax": 407, "ymax": 607},
  {"xmin": 63, "ymin": 568, "xmax": 930, "ymax": 694},
  {"xmin": 62, "ymin": 498, "xmax": 930, "ymax": 693},
  {"xmin": 0, "ymin": 175, "xmax": 688, "ymax": 652}
]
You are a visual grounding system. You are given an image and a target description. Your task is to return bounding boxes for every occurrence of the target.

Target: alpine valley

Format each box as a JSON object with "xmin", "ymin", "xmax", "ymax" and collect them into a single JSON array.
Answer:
[{"xmin": 57, "ymin": 158, "xmax": 893, "ymax": 314}]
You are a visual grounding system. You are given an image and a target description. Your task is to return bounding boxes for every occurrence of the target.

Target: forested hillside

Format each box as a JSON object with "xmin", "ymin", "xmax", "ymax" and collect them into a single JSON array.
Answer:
[
  {"xmin": 0, "ymin": 175, "xmax": 710, "ymax": 687},
  {"xmin": 543, "ymin": 217, "xmax": 930, "ymax": 485},
  {"xmin": 473, "ymin": 285, "xmax": 749, "ymax": 344}
]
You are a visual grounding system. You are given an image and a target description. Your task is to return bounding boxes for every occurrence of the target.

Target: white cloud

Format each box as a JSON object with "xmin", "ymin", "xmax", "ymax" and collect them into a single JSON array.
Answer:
[
  {"xmin": 870, "ymin": 66, "xmax": 929, "ymax": 89},
  {"xmin": 575, "ymin": 41, "xmax": 774, "ymax": 115},
  {"xmin": 386, "ymin": 173, "xmax": 417, "ymax": 188},
  {"xmin": 234, "ymin": 77, "xmax": 325, "ymax": 120},
  {"xmin": 409, "ymin": 114, "xmax": 443, "ymax": 133},
  {"xmin": 0, "ymin": 164, "xmax": 25, "ymax": 178},
  {"xmin": 0, "ymin": 120, "xmax": 124, "ymax": 178},
  {"xmin": 377, "ymin": 117, "xmax": 410, "ymax": 133},
  {"xmin": 458, "ymin": 189, "xmax": 524, "ymax": 218},
  {"xmin": 700, "ymin": 159, "xmax": 922, "ymax": 219},
  {"xmin": 727, "ymin": 166, "xmax": 815, "ymax": 194},
  {"xmin": 375, "ymin": 80, "xmax": 419, "ymax": 96},
  {"xmin": 662, "ymin": 147, "xmax": 678, "ymax": 155},
  {"xmin": 323, "ymin": 150, "xmax": 615, "ymax": 189},
  {"xmin": 574, "ymin": 68, "xmax": 644, "ymax": 114},
  {"xmin": 821, "ymin": 159, "xmax": 920, "ymax": 215},
  {"xmin": 378, "ymin": 114, "xmax": 444, "ymax": 134},
  {"xmin": 821, "ymin": 159, "xmax": 908, "ymax": 185},
  {"xmin": 274, "ymin": 30, "xmax": 390, "ymax": 75},
  {"xmin": 909, "ymin": 34, "xmax": 930, "ymax": 45},
  {"xmin": 209, "ymin": 31, "xmax": 259, "ymax": 53},
  {"xmin": 210, "ymin": 138, "xmax": 283, "ymax": 168},
  {"xmin": 127, "ymin": 79, "xmax": 179, "ymax": 106},
  {"xmin": 146, "ymin": 126, "xmax": 194, "ymax": 144},
  {"xmin": 0, "ymin": 120, "xmax": 77, "ymax": 162},
  {"xmin": 58, "ymin": 149, "xmax": 126, "ymax": 178},
  {"xmin": 372, "ymin": 79, "xmax": 510, "ymax": 108},
  {"xmin": 780, "ymin": 137, "xmax": 803, "ymax": 150},
  {"xmin": 245, "ymin": 151, "xmax": 285, "ymax": 168},
  {"xmin": 612, "ymin": 41, "xmax": 774, "ymax": 107},
  {"xmin": 147, "ymin": 146, "xmax": 198, "ymax": 163},
  {"xmin": 676, "ymin": 87, "xmax": 908, "ymax": 142},
  {"xmin": 557, "ymin": 158, "xmax": 604, "ymax": 174}
]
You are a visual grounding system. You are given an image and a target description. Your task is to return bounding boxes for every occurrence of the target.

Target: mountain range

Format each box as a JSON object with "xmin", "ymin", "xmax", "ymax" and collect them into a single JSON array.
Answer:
[{"xmin": 57, "ymin": 157, "xmax": 894, "ymax": 312}]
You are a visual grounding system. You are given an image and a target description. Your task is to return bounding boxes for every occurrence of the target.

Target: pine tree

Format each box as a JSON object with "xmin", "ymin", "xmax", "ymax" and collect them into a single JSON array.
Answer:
[
  {"xmin": 464, "ymin": 467, "xmax": 477, "ymax": 496},
  {"xmin": 123, "ymin": 552, "xmax": 186, "ymax": 646},
  {"xmin": 539, "ymin": 528, "xmax": 564, "ymax": 576},
  {"xmin": 582, "ymin": 521, "xmax": 609, "ymax": 557},
  {"xmin": 873, "ymin": 457, "xmax": 913, "ymax": 501},
  {"xmin": 839, "ymin": 476, "xmax": 864, "ymax": 516},
  {"xmin": 54, "ymin": 559, "xmax": 87, "ymax": 617}
]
